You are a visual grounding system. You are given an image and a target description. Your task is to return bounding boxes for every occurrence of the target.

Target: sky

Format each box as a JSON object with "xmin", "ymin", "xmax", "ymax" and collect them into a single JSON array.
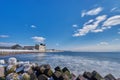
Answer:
[{"xmin": 0, "ymin": 0, "xmax": 120, "ymax": 52}]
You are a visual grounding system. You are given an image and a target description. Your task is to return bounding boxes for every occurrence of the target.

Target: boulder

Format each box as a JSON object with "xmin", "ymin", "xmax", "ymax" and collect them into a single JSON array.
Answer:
[
  {"xmin": 6, "ymin": 73, "xmax": 20, "ymax": 80},
  {"xmin": 8, "ymin": 57, "xmax": 17, "ymax": 65},
  {"xmin": 92, "ymin": 71, "xmax": 103, "ymax": 80},
  {"xmin": 54, "ymin": 66, "xmax": 62, "ymax": 72},
  {"xmin": 76, "ymin": 75, "xmax": 86, "ymax": 80},
  {"xmin": 62, "ymin": 73, "xmax": 69, "ymax": 80},
  {"xmin": 71, "ymin": 73, "xmax": 76, "ymax": 80},
  {"xmin": 83, "ymin": 71, "xmax": 92, "ymax": 80},
  {"xmin": 44, "ymin": 69, "xmax": 53, "ymax": 77},
  {"xmin": 104, "ymin": 74, "xmax": 116, "ymax": 80},
  {"xmin": 38, "ymin": 74, "xmax": 48, "ymax": 80},
  {"xmin": 0, "ymin": 65, "xmax": 5, "ymax": 77},
  {"xmin": 22, "ymin": 73, "xmax": 30, "ymax": 80},
  {"xmin": 6, "ymin": 65, "xmax": 16, "ymax": 75},
  {"xmin": 52, "ymin": 71, "xmax": 63, "ymax": 80}
]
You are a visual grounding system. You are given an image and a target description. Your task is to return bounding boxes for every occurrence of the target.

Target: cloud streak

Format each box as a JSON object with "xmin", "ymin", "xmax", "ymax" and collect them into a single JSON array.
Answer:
[
  {"xmin": 32, "ymin": 36, "xmax": 46, "ymax": 43},
  {"xmin": 81, "ymin": 7, "xmax": 103, "ymax": 17},
  {"xmin": 0, "ymin": 35, "xmax": 9, "ymax": 38},
  {"xmin": 73, "ymin": 15, "xmax": 107, "ymax": 37}
]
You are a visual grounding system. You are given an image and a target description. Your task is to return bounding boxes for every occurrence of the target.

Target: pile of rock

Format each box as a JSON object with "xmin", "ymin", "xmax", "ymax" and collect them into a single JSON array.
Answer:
[{"xmin": 0, "ymin": 57, "xmax": 120, "ymax": 80}]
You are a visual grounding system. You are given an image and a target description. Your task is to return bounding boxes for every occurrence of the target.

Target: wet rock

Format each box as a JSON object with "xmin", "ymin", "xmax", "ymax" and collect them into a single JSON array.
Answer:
[
  {"xmin": 44, "ymin": 69, "xmax": 53, "ymax": 77},
  {"xmin": 22, "ymin": 73, "xmax": 30, "ymax": 80},
  {"xmin": 92, "ymin": 71, "xmax": 103, "ymax": 80},
  {"xmin": 83, "ymin": 71, "xmax": 92, "ymax": 80},
  {"xmin": 44, "ymin": 64, "xmax": 51, "ymax": 70},
  {"xmin": 38, "ymin": 74, "xmax": 48, "ymax": 80},
  {"xmin": 71, "ymin": 73, "xmax": 76, "ymax": 80},
  {"xmin": 76, "ymin": 75, "xmax": 86, "ymax": 80},
  {"xmin": 6, "ymin": 65, "xmax": 16, "ymax": 75},
  {"xmin": 6, "ymin": 73, "xmax": 20, "ymax": 80},
  {"xmin": 8, "ymin": 57, "xmax": 17, "ymax": 65},
  {"xmin": 117, "ymin": 78, "xmax": 120, "ymax": 80},
  {"xmin": 104, "ymin": 74, "xmax": 116, "ymax": 80},
  {"xmin": 0, "ymin": 65, "xmax": 5, "ymax": 77},
  {"xmin": 30, "ymin": 73, "xmax": 37, "ymax": 80},
  {"xmin": 54, "ymin": 66, "xmax": 62, "ymax": 72},
  {"xmin": 62, "ymin": 67, "xmax": 71, "ymax": 78},
  {"xmin": 62, "ymin": 73, "xmax": 69, "ymax": 80},
  {"xmin": 52, "ymin": 71, "xmax": 63, "ymax": 80}
]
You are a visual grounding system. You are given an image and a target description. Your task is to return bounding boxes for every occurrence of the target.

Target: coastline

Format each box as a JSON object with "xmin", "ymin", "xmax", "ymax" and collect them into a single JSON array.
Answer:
[{"xmin": 0, "ymin": 57, "xmax": 119, "ymax": 80}]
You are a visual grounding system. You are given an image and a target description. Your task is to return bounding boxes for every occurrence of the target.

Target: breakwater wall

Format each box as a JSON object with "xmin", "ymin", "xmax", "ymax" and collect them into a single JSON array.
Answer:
[{"xmin": 0, "ymin": 49, "xmax": 40, "ymax": 55}]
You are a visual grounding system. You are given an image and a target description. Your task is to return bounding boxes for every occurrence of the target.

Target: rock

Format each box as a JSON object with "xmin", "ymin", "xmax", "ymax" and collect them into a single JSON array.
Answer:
[
  {"xmin": 44, "ymin": 64, "xmax": 51, "ymax": 70},
  {"xmin": 62, "ymin": 67, "xmax": 71, "ymax": 78},
  {"xmin": 22, "ymin": 73, "xmax": 30, "ymax": 80},
  {"xmin": 54, "ymin": 66, "xmax": 62, "ymax": 72},
  {"xmin": 0, "ymin": 60, "xmax": 5, "ymax": 64},
  {"xmin": 92, "ymin": 71, "xmax": 103, "ymax": 80},
  {"xmin": 44, "ymin": 69, "xmax": 53, "ymax": 77},
  {"xmin": 117, "ymin": 78, "xmax": 120, "ymax": 80},
  {"xmin": 52, "ymin": 71, "xmax": 63, "ymax": 80},
  {"xmin": 30, "ymin": 73, "xmax": 37, "ymax": 80},
  {"xmin": 0, "ymin": 65, "xmax": 5, "ymax": 77},
  {"xmin": 62, "ymin": 67, "xmax": 70, "ymax": 73},
  {"xmin": 104, "ymin": 74, "xmax": 116, "ymax": 80},
  {"xmin": 62, "ymin": 73, "xmax": 69, "ymax": 80},
  {"xmin": 38, "ymin": 74, "xmax": 48, "ymax": 80},
  {"xmin": 6, "ymin": 73, "xmax": 20, "ymax": 80},
  {"xmin": 8, "ymin": 57, "xmax": 17, "ymax": 65},
  {"xmin": 0, "ymin": 77, "xmax": 5, "ymax": 80},
  {"xmin": 6, "ymin": 65, "xmax": 16, "ymax": 75},
  {"xmin": 71, "ymin": 73, "xmax": 76, "ymax": 80},
  {"xmin": 40, "ymin": 66, "xmax": 46, "ymax": 74},
  {"xmin": 76, "ymin": 75, "xmax": 86, "ymax": 80},
  {"xmin": 83, "ymin": 71, "xmax": 92, "ymax": 80}
]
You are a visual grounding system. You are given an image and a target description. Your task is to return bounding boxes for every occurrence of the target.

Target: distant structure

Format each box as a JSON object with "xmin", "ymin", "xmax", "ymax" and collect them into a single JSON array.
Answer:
[
  {"xmin": 11, "ymin": 44, "xmax": 23, "ymax": 49},
  {"xmin": 24, "ymin": 46, "xmax": 35, "ymax": 50},
  {"xmin": 35, "ymin": 43, "xmax": 46, "ymax": 52}
]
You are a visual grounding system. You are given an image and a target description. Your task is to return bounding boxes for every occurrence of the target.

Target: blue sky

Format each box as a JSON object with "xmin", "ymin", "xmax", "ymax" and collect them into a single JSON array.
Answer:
[{"xmin": 0, "ymin": 0, "xmax": 120, "ymax": 51}]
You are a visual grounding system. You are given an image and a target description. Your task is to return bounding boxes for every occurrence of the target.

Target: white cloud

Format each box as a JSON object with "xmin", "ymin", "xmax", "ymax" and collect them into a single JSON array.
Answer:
[
  {"xmin": 81, "ymin": 7, "xmax": 103, "ymax": 17},
  {"xmin": 118, "ymin": 32, "xmax": 120, "ymax": 34},
  {"xmin": 115, "ymin": 38, "xmax": 119, "ymax": 41},
  {"xmin": 102, "ymin": 15, "xmax": 120, "ymax": 27},
  {"xmin": 111, "ymin": 7, "xmax": 117, "ymax": 12},
  {"xmin": 32, "ymin": 36, "xmax": 45, "ymax": 43},
  {"xmin": 97, "ymin": 42, "xmax": 109, "ymax": 46},
  {"xmin": 0, "ymin": 42, "xmax": 16, "ymax": 47},
  {"xmin": 73, "ymin": 15, "xmax": 107, "ymax": 37},
  {"xmin": 0, "ymin": 35, "xmax": 9, "ymax": 38},
  {"xmin": 56, "ymin": 43, "xmax": 59, "ymax": 46},
  {"xmin": 31, "ymin": 25, "xmax": 37, "ymax": 28},
  {"xmin": 72, "ymin": 24, "xmax": 78, "ymax": 28}
]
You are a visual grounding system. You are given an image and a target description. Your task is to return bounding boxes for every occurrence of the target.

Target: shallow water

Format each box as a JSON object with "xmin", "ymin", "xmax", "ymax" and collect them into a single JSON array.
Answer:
[{"xmin": 0, "ymin": 52, "xmax": 120, "ymax": 78}]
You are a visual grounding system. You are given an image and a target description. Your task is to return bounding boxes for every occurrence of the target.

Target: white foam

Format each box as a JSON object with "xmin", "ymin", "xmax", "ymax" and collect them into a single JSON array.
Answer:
[{"xmin": 33, "ymin": 54, "xmax": 120, "ymax": 78}]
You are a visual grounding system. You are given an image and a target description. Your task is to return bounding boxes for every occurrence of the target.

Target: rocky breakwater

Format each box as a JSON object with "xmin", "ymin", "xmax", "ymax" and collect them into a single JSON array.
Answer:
[{"xmin": 0, "ymin": 57, "xmax": 120, "ymax": 80}]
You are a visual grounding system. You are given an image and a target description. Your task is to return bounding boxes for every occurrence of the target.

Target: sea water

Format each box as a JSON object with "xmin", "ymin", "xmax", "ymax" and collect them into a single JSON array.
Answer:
[{"xmin": 0, "ymin": 52, "xmax": 120, "ymax": 78}]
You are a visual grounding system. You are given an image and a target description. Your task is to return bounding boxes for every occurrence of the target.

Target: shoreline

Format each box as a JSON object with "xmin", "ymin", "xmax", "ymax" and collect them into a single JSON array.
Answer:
[{"xmin": 0, "ymin": 57, "xmax": 120, "ymax": 80}]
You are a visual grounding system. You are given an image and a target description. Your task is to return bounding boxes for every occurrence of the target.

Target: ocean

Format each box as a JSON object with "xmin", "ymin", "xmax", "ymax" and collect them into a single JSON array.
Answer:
[{"xmin": 0, "ymin": 52, "xmax": 120, "ymax": 78}]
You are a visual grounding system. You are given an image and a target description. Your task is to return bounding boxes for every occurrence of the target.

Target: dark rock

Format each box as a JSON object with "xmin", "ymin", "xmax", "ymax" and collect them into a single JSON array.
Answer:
[
  {"xmin": 54, "ymin": 66, "xmax": 61, "ymax": 72},
  {"xmin": 30, "ymin": 73, "xmax": 37, "ymax": 80},
  {"xmin": 76, "ymin": 75, "xmax": 86, "ymax": 80},
  {"xmin": 62, "ymin": 67, "xmax": 70, "ymax": 73},
  {"xmin": 117, "ymin": 78, "xmax": 120, "ymax": 80},
  {"xmin": 83, "ymin": 71, "xmax": 92, "ymax": 80},
  {"xmin": 92, "ymin": 71, "xmax": 103, "ymax": 80},
  {"xmin": 44, "ymin": 69, "xmax": 53, "ymax": 77},
  {"xmin": 71, "ymin": 73, "xmax": 76, "ymax": 80},
  {"xmin": 62, "ymin": 73, "xmax": 69, "ymax": 80},
  {"xmin": 52, "ymin": 71, "xmax": 63, "ymax": 80},
  {"xmin": 38, "ymin": 74, "xmax": 48, "ymax": 80},
  {"xmin": 44, "ymin": 64, "xmax": 51, "ymax": 70},
  {"xmin": 104, "ymin": 74, "xmax": 116, "ymax": 80}
]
